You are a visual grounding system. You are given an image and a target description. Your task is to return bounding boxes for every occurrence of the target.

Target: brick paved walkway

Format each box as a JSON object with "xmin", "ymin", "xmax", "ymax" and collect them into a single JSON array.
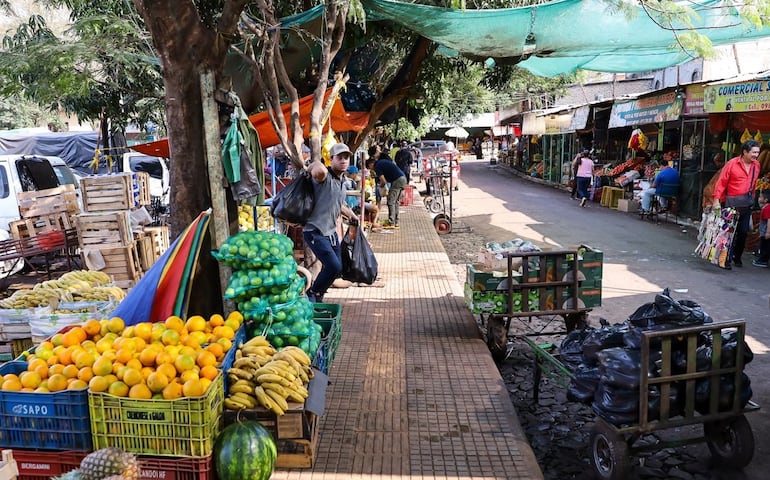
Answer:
[{"xmin": 271, "ymin": 195, "xmax": 543, "ymax": 480}]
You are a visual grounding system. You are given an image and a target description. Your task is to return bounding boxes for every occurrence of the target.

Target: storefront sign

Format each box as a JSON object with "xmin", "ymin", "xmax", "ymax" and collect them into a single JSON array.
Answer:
[
  {"xmin": 543, "ymin": 112, "xmax": 573, "ymax": 134},
  {"xmin": 569, "ymin": 106, "xmax": 590, "ymax": 130},
  {"xmin": 522, "ymin": 112, "xmax": 545, "ymax": 135},
  {"xmin": 684, "ymin": 85, "xmax": 705, "ymax": 115},
  {"xmin": 608, "ymin": 92, "xmax": 683, "ymax": 128},
  {"xmin": 703, "ymin": 78, "xmax": 770, "ymax": 112}
]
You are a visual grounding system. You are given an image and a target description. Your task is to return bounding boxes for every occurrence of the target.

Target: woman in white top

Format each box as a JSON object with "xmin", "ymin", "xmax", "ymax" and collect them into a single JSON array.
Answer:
[{"xmin": 575, "ymin": 150, "xmax": 594, "ymax": 207}]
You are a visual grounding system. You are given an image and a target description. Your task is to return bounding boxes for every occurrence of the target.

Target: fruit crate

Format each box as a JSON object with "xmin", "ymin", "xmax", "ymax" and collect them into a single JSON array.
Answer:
[
  {"xmin": 17, "ymin": 185, "xmax": 80, "ymax": 219},
  {"xmin": 275, "ymin": 412, "xmax": 319, "ymax": 468},
  {"xmin": 88, "ymin": 372, "xmax": 224, "ymax": 457},
  {"xmin": 0, "ymin": 317, "xmax": 31, "ymax": 342},
  {"xmin": 311, "ymin": 303, "xmax": 341, "ymax": 374},
  {"xmin": 12, "ymin": 449, "xmax": 87, "ymax": 480},
  {"xmin": 75, "ymin": 211, "xmax": 133, "ymax": 249},
  {"xmin": 143, "ymin": 226, "xmax": 170, "ymax": 259},
  {"xmin": 135, "ymin": 234, "xmax": 156, "ymax": 272},
  {"xmin": 81, "ymin": 242, "xmax": 142, "ymax": 287},
  {"xmin": 0, "ymin": 361, "xmax": 92, "ymax": 450},
  {"xmin": 79, "ymin": 173, "xmax": 142, "ymax": 212},
  {"xmin": 139, "ymin": 454, "xmax": 214, "ymax": 480}
]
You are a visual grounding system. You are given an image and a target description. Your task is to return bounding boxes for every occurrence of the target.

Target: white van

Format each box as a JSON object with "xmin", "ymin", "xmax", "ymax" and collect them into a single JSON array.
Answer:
[
  {"xmin": 0, "ymin": 154, "xmax": 81, "ymax": 234},
  {"xmin": 122, "ymin": 152, "xmax": 169, "ymax": 206}
]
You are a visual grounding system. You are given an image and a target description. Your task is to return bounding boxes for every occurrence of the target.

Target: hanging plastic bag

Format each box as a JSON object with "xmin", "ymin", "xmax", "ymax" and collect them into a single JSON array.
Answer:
[
  {"xmin": 270, "ymin": 171, "xmax": 315, "ymax": 226},
  {"xmin": 740, "ymin": 128, "xmax": 752, "ymax": 144},
  {"xmin": 230, "ymin": 147, "xmax": 262, "ymax": 201},
  {"xmin": 754, "ymin": 130, "xmax": 763, "ymax": 145},
  {"xmin": 321, "ymin": 128, "xmax": 337, "ymax": 166},
  {"xmin": 341, "ymin": 224, "xmax": 378, "ymax": 284}
]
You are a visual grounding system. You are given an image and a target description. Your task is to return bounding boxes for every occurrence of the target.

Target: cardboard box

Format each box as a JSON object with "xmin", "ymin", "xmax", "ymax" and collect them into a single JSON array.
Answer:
[
  {"xmin": 617, "ymin": 198, "xmax": 641, "ymax": 212},
  {"xmin": 466, "ymin": 263, "xmax": 537, "ymax": 291}
]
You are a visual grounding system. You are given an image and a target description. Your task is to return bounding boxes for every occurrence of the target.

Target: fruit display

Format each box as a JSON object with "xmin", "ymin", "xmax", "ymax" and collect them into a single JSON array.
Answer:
[
  {"xmin": 252, "ymin": 297, "xmax": 323, "ymax": 352},
  {"xmin": 0, "ymin": 270, "xmax": 124, "ymax": 309},
  {"xmin": 54, "ymin": 447, "xmax": 139, "ymax": 480},
  {"xmin": 224, "ymin": 336, "xmax": 312, "ymax": 415},
  {"xmin": 2, "ymin": 312, "xmax": 241, "ymax": 397},
  {"xmin": 256, "ymin": 206, "xmax": 273, "ymax": 231},
  {"xmin": 238, "ymin": 204, "xmax": 256, "ymax": 231},
  {"xmin": 213, "ymin": 230, "xmax": 295, "ymax": 269},
  {"xmin": 214, "ymin": 420, "xmax": 277, "ymax": 480}
]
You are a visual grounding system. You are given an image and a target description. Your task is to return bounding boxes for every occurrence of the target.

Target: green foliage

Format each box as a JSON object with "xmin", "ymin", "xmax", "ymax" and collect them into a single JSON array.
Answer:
[
  {"xmin": 382, "ymin": 116, "xmax": 430, "ymax": 142},
  {"xmin": 0, "ymin": 95, "xmax": 60, "ymax": 130}
]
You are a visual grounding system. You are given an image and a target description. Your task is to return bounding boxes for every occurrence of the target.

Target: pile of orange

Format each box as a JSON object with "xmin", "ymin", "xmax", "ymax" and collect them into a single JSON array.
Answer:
[{"xmin": 3, "ymin": 312, "xmax": 243, "ymax": 400}]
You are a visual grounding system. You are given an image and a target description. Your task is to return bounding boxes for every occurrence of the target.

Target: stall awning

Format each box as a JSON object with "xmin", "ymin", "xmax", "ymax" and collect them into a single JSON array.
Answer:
[
  {"xmin": 522, "ymin": 112, "xmax": 545, "ymax": 135},
  {"xmin": 130, "ymin": 89, "xmax": 370, "ymax": 158}
]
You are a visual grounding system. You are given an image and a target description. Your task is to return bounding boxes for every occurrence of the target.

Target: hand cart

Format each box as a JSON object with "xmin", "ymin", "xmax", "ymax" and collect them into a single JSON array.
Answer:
[
  {"xmin": 472, "ymin": 248, "xmax": 600, "ymax": 362},
  {"xmin": 424, "ymin": 156, "xmax": 455, "ymax": 234},
  {"xmin": 523, "ymin": 319, "xmax": 759, "ymax": 480}
]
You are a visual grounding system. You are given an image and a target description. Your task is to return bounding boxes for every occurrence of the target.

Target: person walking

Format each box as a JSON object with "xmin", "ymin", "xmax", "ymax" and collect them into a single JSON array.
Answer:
[
  {"xmin": 394, "ymin": 142, "xmax": 414, "ymax": 183},
  {"xmin": 752, "ymin": 190, "xmax": 770, "ymax": 267},
  {"xmin": 366, "ymin": 156, "xmax": 406, "ymax": 228},
  {"xmin": 575, "ymin": 149, "xmax": 594, "ymax": 207},
  {"xmin": 713, "ymin": 139, "xmax": 761, "ymax": 268},
  {"xmin": 304, "ymin": 143, "xmax": 360, "ymax": 302},
  {"xmin": 569, "ymin": 151, "xmax": 581, "ymax": 200}
]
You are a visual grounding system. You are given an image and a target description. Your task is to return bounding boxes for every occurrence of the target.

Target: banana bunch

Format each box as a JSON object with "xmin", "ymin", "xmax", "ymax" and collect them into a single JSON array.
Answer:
[
  {"xmin": 60, "ymin": 270, "xmax": 112, "ymax": 286},
  {"xmin": 0, "ymin": 287, "xmax": 74, "ymax": 309},
  {"xmin": 225, "ymin": 337, "xmax": 314, "ymax": 415},
  {"xmin": 72, "ymin": 286, "xmax": 126, "ymax": 302},
  {"xmin": 34, "ymin": 278, "xmax": 92, "ymax": 292},
  {"xmin": 238, "ymin": 204, "xmax": 255, "ymax": 232}
]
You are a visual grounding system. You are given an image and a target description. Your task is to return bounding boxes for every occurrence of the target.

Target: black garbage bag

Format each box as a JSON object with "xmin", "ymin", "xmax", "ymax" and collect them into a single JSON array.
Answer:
[
  {"xmin": 597, "ymin": 347, "xmax": 644, "ymax": 390},
  {"xmin": 627, "ymin": 288, "xmax": 712, "ymax": 328},
  {"xmin": 582, "ymin": 324, "xmax": 629, "ymax": 365},
  {"xmin": 341, "ymin": 225, "xmax": 378, "ymax": 285},
  {"xmin": 560, "ymin": 327, "xmax": 594, "ymax": 370},
  {"xmin": 270, "ymin": 171, "xmax": 314, "ymax": 225},
  {"xmin": 695, "ymin": 373, "xmax": 752, "ymax": 415},
  {"xmin": 567, "ymin": 365, "xmax": 601, "ymax": 404},
  {"xmin": 720, "ymin": 329, "xmax": 755, "ymax": 367},
  {"xmin": 648, "ymin": 383, "xmax": 683, "ymax": 421},
  {"xmin": 593, "ymin": 382, "xmax": 639, "ymax": 413}
]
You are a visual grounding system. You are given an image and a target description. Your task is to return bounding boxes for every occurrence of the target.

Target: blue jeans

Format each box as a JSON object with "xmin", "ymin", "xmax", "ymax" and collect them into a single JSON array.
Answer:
[
  {"xmin": 576, "ymin": 176, "xmax": 591, "ymax": 200},
  {"xmin": 303, "ymin": 229, "xmax": 342, "ymax": 299}
]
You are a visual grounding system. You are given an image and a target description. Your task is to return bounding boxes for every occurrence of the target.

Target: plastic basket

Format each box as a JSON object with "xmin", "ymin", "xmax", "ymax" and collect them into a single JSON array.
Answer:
[
  {"xmin": 139, "ymin": 454, "xmax": 215, "ymax": 480},
  {"xmin": 221, "ymin": 326, "xmax": 246, "ymax": 393},
  {"xmin": 311, "ymin": 303, "xmax": 341, "ymax": 374},
  {"xmin": 0, "ymin": 361, "xmax": 91, "ymax": 450},
  {"xmin": 88, "ymin": 373, "xmax": 224, "ymax": 457},
  {"xmin": 12, "ymin": 449, "xmax": 88, "ymax": 480}
]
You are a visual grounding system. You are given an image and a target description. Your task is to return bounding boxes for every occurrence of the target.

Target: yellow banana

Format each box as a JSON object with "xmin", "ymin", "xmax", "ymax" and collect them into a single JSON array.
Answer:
[
  {"xmin": 242, "ymin": 345, "xmax": 276, "ymax": 356},
  {"xmin": 265, "ymin": 388, "xmax": 289, "ymax": 411},
  {"xmin": 283, "ymin": 346, "xmax": 311, "ymax": 366},
  {"xmin": 285, "ymin": 388, "xmax": 306, "ymax": 403},
  {"xmin": 224, "ymin": 398, "xmax": 250, "ymax": 410},
  {"xmin": 229, "ymin": 383, "xmax": 256, "ymax": 395},
  {"xmin": 227, "ymin": 368, "xmax": 254, "ymax": 380},
  {"xmin": 234, "ymin": 358, "xmax": 260, "ymax": 370},
  {"xmin": 230, "ymin": 392, "xmax": 257, "ymax": 408},
  {"xmin": 261, "ymin": 382, "xmax": 288, "ymax": 397},
  {"xmin": 231, "ymin": 379, "xmax": 256, "ymax": 389},
  {"xmin": 244, "ymin": 335, "xmax": 271, "ymax": 347}
]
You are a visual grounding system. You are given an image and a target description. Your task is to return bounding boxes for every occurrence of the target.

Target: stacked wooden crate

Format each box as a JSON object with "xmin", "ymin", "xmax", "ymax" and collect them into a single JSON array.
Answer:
[
  {"xmin": 9, "ymin": 185, "xmax": 80, "ymax": 240},
  {"xmin": 134, "ymin": 225, "xmax": 169, "ymax": 272},
  {"xmin": 76, "ymin": 173, "xmax": 151, "ymax": 289}
]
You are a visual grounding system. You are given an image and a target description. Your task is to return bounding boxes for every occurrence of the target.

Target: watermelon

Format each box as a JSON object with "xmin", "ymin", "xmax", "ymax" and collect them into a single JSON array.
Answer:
[{"xmin": 214, "ymin": 420, "xmax": 277, "ymax": 480}]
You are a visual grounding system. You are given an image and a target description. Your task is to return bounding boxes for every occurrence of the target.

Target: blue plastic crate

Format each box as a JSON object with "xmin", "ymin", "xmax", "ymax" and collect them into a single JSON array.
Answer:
[
  {"xmin": 220, "ymin": 326, "xmax": 247, "ymax": 393},
  {"xmin": 0, "ymin": 361, "xmax": 91, "ymax": 450}
]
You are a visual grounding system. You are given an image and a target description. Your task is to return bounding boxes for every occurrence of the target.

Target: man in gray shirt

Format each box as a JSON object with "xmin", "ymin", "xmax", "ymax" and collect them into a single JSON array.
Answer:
[{"xmin": 304, "ymin": 143, "xmax": 359, "ymax": 302}]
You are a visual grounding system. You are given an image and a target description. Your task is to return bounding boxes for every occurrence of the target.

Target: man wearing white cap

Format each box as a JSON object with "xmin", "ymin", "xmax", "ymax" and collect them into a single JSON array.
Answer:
[{"xmin": 304, "ymin": 143, "xmax": 359, "ymax": 302}]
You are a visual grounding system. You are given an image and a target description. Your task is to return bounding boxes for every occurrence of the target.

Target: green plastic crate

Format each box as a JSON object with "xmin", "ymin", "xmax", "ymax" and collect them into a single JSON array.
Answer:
[{"xmin": 311, "ymin": 303, "xmax": 341, "ymax": 373}]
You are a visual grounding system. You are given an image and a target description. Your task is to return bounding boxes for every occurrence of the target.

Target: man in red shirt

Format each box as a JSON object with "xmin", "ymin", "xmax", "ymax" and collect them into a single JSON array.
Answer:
[{"xmin": 713, "ymin": 139, "xmax": 761, "ymax": 268}]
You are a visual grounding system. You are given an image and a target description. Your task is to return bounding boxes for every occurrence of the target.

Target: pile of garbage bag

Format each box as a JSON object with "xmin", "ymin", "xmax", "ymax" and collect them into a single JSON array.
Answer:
[{"xmin": 563, "ymin": 289, "xmax": 753, "ymax": 426}]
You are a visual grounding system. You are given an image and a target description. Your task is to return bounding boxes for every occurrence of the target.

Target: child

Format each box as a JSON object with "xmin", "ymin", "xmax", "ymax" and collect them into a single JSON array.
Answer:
[{"xmin": 752, "ymin": 190, "xmax": 770, "ymax": 267}]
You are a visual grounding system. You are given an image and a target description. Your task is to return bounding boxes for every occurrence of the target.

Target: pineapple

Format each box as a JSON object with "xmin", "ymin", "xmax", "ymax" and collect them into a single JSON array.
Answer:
[{"xmin": 78, "ymin": 447, "xmax": 140, "ymax": 480}]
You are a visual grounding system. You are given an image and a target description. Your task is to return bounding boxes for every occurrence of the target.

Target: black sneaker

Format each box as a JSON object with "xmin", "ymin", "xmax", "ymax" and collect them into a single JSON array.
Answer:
[
  {"xmin": 733, "ymin": 259, "xmax": 743, "ymax": 267},
  {"xmin": 752, "ymin": 260, "xmax": 768, "ymax": 268}
]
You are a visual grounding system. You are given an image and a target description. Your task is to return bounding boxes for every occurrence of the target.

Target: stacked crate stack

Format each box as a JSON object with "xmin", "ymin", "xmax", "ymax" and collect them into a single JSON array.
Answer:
[{"xmin": 76, "ymin": 173, "xmax": 151, "ymax": 289}]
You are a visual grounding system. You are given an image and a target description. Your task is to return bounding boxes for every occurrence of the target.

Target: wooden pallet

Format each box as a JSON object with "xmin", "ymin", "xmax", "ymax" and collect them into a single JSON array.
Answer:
[
  {"xmin": 135, "ymin": 234, "xmax": 156, "ymax": 271},
  {"xmin": 83, "ymin": 242, "xmax": 142, "ymax": 285},
  {"xmin": 17, "ymin": 185, "xmax": 79, "ymax": 219},
  {"xmin": 0, "ymin": 321, "xmax": 31, "ymax": 342},
  {"xmin": 80, "ymin": 173, "xmax": 138, "ymax": 212},
  {"xmin": 143, "ymin": 226, "xmax": 169, "ymax": 258},
  {"xmin": 75, "ymin": 211, "xmax": 133, "ymax": 249},
  {"xmin": 9, "ymin": 213, "xmax": 72, "ymax": 241}
]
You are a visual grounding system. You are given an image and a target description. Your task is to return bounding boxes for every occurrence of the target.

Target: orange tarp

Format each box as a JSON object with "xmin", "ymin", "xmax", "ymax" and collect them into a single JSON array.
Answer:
[{"xmin": 130, "ymin": 90, "xmax": 369, "ymax": 158}]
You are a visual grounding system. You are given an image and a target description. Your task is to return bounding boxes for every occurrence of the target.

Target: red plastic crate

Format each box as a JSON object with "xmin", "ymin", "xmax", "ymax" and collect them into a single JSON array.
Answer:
[
  {"xmin": 13, "ymin": 449, "xmax": 87, "ymax": 480},
  {"xmin": 139, "ymin": 455, "xmax": 214, "ymax": 480},
  {"xmin": 399, "ymin": 185, "xmax": 415, "ymax": 206}
]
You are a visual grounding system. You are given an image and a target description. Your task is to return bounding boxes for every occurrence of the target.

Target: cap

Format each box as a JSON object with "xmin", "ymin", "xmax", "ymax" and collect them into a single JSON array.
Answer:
[
  {"xmin": 330, "ymin": 143, "xmax": 352, "ymax": 157},
  {"xmin": 347, "ymin": 165, "xmax": 359, "ymax": 174}
]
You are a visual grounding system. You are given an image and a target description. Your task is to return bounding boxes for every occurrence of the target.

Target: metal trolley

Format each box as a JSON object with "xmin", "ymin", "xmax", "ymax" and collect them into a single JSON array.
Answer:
[
  {"xmin": 424, "ymin": 154, "xmax": 459, "ymax": 234},
  {"xmin": 525, "ymin": 319, "xmax": 759, "ymax": 480}
]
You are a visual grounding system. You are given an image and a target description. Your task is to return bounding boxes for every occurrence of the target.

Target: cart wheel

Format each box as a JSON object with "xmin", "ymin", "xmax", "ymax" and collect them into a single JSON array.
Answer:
[
  {"xmin": 486, "ymin": 316, "xmax": 508, "ymax": 363},
  {"xmin": 704, "ymin": 415, "xmax": 754, "ymax": 469},
  {"xmin": 429, "ymin": 199, "xmax": 444, "ymax": 214},
  {"xmin": 434, "ymin": 216, "xmax": 452, "ymax": 235},
  {"xmin": 590, "ymin": 422, "xmax": 631, "ymax": 480}
]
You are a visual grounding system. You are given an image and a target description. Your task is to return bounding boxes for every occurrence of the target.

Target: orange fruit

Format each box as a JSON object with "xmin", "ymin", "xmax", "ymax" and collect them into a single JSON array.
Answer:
[
  {"xmin": 182, "ymin": 379, "xmax": 204, "ymax": 397},
  {"xmin": 115, "ymin": 348, "xmax": 133, "ymax": 364},
  {"xmin": 146, "ymin": 372, "xmax": 169, "ymax": 393},
  {"xmin": 200, "ymin": 365, "xmax": 218, "ymax": 381},
  {"xmin": 122, "ymin": 368, "xmax": 143, "ymax": 387},
  {"xmin": 31, "ymin": 363, "xmax": 49, "ymax": 379},
  {"xmin": 106, "ymin": 317, "xmax": 125, "ymax": 334},
  {"xmin": 95, "ymin": 337, "xmax": 114, "ymax": 354},
  {"xmin": 196, "ymin": 351, "xmax": 217, "ymax": 368},
  {"xmin": 77, "ymin": 367, "xmax": 94, "ymax": 383},
  {"xmin": 150, "ymin": 324, "xmax": 167, "ymax": 343},
  {"xmin": 132, "ymin": 337, "xmax": 147, "ymax": 352},
  {"xmin": 2, "ymin": 373, "xmax": 19, "ymax": 383},
  {"xmin": 138, "ymin": 349, "xmax": 158, "ymax": 367},
  {"xmin": 34, "ymin": 386, "xmax": 50, "ymax": 393},
  {"xmin": 122, "ymin": 326, "xmax": 135, "ymax": 338},
  {"xmin": 48, "ymin": 364, "xmax": 65, "ymax": 376},
  {"xmin": 227, "ymin": 311, "xmax": 244, "ymax": 323},
  {"xmin": 83, "ymin": 319, "xmax": 101, "ymax": 337},
  {"xmin": 199, "ymin": 377, "xmax": 213, "ymax": 393},
  {"xmin": 216, "ymin": 338, "xmax": 232, "ymax": 352},
  {"xmin": 103, "ymin": 374, "xmax": 118, "ymax": 385},
  {"xmin": 35, "ymin": 341, "xmax": 54, "ymax": 354},
  {"xmin": 19, "ymin": 371, "xmax": 42, "ymax": 389},
  {"xmin": 156, "ymin": 363, "xmax": 177, "ymax": 380},
  {"xmin": 108, "ymin": 381, "xmax": 129, "ymax": 397},
  {"xmin": 89, "ymin": 376, "xmax": 110, "ymax": 392},
  {"xmin": 129, "ymin": 383, "xmax": 152, "ymax": 399},
  {"xmin": 51, "ymin": 333, "xmax": 65, "ymax": 347},
  {"xmin": 71, "ymin": 326, "xmax": 88, "ymax": 342},
  {"xmin": 125, "ymin": 358, "xmax": 143, "ymax": 372},
  {"xmin": 61, "ymin": 331, "xmax": 80, "ymax": 348},
  {"xmin": 113, "ymin": 362, "xmax": 126, "ymax": 376},
  {"xmin": 180, "ymin": 370, "xmax": 199, "ymax": 383},
  {"xmin": 162, "ymin": 381, "xmax": 183, "ymax": 400},
  {"xmin": 185, "ymin": 315, "xmax": 206, "ymax": 332},
  {"xmin": 75, "ymin": 351, "xmax": 95, "ymax": 369},
  {"xmin": 205, "ymin": 343, "xmax": 225, "ymax": 360},
  {"xmin": 165, "ymin": 315, "xmax": 185, "ymax": 333},
  {"xmin": 160, "ymin": 329, "xmax": 180, "ymax": 346},
  {"xmin": 174, "ymin": 354, "xmax": 195, "ymax": 374},
  {"xmin": 92, "ymin": 358, "xmax": 113, "ymax": 377},
  {"xmin": 140, "ymin": 367, "xmax": 154, "ymax": 379},
  {"xmin": 209, "ymin": 314, "xmax": 224, "ymax": 328},
  {"xmin": 224, "ymin": 318, "xmax": 240, "ymax": 332},
  {"xmin": 67, "ymin": 379, "xmax": 88, "ymax": 390},
  {"xmin": 47, "ymin": 374, "xmax": 68, "ymax": 392},
  {"xmin": 1, "ymin": 379, "xmax": 22, "ymax": 391},
  {"xmin": 155, "ymin": 351, "xmax": 173, "ymax": 366},
  {"xmin": 28, "ymin": 358, "xmax": 47, "ymax": 373},
  {"xmin": 62, "ymin": 364, "xmax": 79, "ymax": 379},
  {"xmin": 134, "ymin": 323, "xmax": 153, "ymax": 342}
]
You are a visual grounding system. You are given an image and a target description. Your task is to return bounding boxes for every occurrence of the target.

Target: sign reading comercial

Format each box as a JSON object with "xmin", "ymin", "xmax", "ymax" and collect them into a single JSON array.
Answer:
[
  {"xmin": 703, "ymin": 78, "xmax": 770, "ymax": 113},
  {"xmin": 608, "ymin": 92, "xmax": 683, "ymax": 128}
]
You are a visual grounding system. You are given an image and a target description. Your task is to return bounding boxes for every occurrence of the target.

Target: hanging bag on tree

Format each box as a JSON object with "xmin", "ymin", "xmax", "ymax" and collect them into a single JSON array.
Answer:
[
  {"xmin": 270, "ymin": 171, "xmax": 315, "ymax": 225},
  {"xmin": 341, "ymin": 223, "xmax": 378, "ymax": 284}
]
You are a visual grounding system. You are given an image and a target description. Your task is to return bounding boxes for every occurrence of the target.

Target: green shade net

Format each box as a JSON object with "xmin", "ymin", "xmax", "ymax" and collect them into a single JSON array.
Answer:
[{"xmin": 359, "ymin": 0, "xmax": 770, "ymax": 76}]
